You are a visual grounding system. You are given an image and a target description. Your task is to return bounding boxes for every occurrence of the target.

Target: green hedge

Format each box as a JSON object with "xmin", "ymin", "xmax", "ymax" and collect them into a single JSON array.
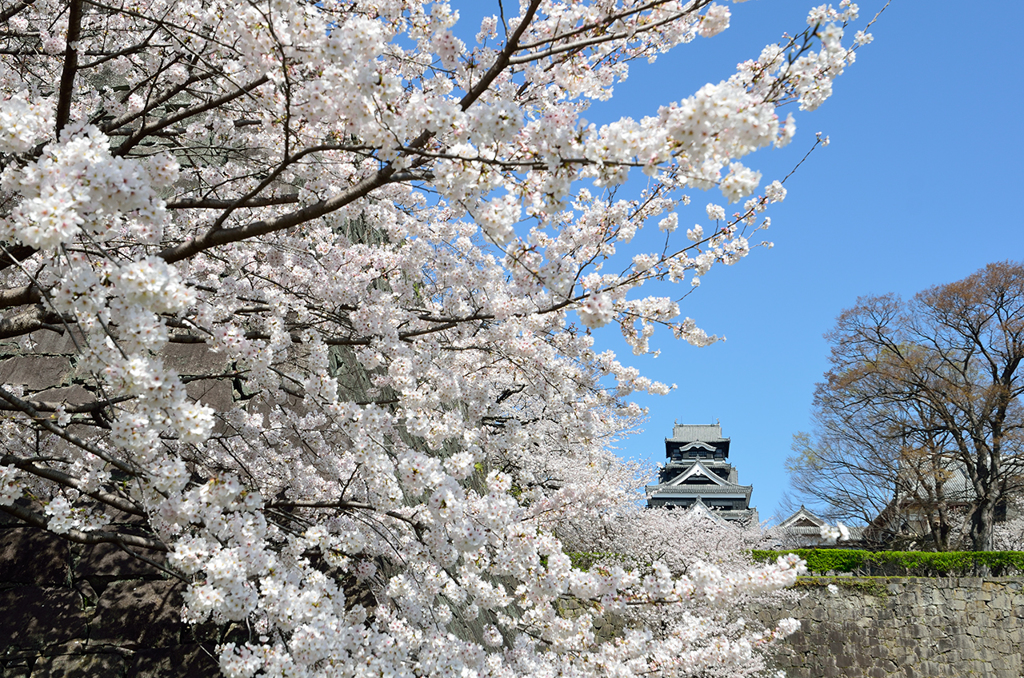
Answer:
[{"xmin": 751, "ymin": 549, "xmax": 1024, "ymax": 577}]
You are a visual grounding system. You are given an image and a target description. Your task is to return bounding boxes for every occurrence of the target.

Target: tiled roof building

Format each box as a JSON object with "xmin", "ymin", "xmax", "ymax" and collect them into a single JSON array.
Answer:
[
  {"xmin": 773, "ymin": 505, "xmax": 862, "ymax": 547},
  {"xmin": 645, "ymin": 424, "xmax": 758, "ymax": 524}
]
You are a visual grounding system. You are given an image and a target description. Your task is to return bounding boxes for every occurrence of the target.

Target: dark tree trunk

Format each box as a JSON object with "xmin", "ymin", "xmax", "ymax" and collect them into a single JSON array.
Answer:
[
  {"xmin": 928, "ymin": 505, "xmax": 951, "ymax": 551},
  {"xmin": 970, "ymin": 497, "xmax": 997, "ymax": 552}
]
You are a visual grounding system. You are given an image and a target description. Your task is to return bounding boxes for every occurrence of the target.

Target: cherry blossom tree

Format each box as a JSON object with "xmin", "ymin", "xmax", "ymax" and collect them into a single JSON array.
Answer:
[
  {"xmin": 0, "ymin": 0, "xmax": 875, "ymax": 675},
  {"xmin": 994, "ymin": 496, "xmax": 1024, "ymax": 551},
  {"xmin": 561, "ymin": 501, "xmax": 804, "ymax": 676}
]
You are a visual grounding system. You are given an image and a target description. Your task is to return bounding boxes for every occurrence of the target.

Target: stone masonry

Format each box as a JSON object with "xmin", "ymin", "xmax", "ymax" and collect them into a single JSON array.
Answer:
[
  {"xmin": 4, "ymin": 517, "xmax": 1024, "ymax": 678},
  {"xmin": 0, "ymin": 514, "xmax": 221, "ymax": 677},
  {"xmin": 765, "ymin": 577, "xmax": 1024, "ymax": 678}
]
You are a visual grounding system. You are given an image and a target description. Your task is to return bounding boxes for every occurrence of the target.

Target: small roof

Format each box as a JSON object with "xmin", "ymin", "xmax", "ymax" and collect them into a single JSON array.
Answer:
[
  {"xmin": 649, "ymin": 485, "xmax": 751, "ymax": 497},
  {"xmin": 775, "ymin": 506, "xmax": 866, "ymax": 542},
  {"xmin": 777, "ymin": 505, "xmax": 827, "ymax": 529},
  {"xmin": 677, "ymin": 441, "xmax": 717, "ymax": 452},
  {"xmin": 664, "ymin": 460, "xmax": 741, "ymax": 488},
  {"xmin": 667, "ymin": 424, "xmax": 729, "ymax": 443},
  {"xmin": 685, "ymin": 498, "xmax": 732, "ymax": 525},
  {"xmin": 685, "ymin": 499, "xmax": 759, "ymax": 525}
]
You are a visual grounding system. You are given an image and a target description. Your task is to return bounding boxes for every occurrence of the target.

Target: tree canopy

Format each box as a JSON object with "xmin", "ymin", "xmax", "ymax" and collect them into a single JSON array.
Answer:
[
  {"xmin": 788, "ymin": 261, "xmax": 1024, "ymax": 551},
  {"xmin": 0, "ymin": 0, "xmax": 872, "ymax": 675}
]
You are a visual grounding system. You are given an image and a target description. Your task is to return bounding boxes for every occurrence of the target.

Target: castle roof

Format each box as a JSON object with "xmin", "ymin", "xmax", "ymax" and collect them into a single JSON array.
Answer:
[
  {"xmin": 776, "ymin": 505, "xmax": 827, "ymax": 530},
  {"xmin": 666, "ymin": 424, "xmax": 728, "ymax": 444},
  {"xmin": 647, "ymin": 423, "xmax": 755, "ymax": 522},
  {"xmin": 646, "ymin": 460, "xmax": 752, "ymax": 502}
]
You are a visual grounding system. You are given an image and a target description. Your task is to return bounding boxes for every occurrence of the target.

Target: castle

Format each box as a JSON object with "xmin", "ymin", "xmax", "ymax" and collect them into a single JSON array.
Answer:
[{"xmin": 645, "ymin": 423, "xmax": 758, "ymax": 524}]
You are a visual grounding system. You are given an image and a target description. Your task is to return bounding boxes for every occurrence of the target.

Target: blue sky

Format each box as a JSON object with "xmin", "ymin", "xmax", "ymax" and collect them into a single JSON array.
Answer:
[{"xmin": 451, "ymin": 1, "xmax": 1024, "ymax": 521}]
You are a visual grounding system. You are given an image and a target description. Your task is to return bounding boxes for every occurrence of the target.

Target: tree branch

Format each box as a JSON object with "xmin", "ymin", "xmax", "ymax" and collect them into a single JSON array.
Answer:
[
  {"xmin": 167, "ymin": 194, "xmax": 300, "ymax": 209},
  {"xmin": 55, "ymin": 0, "xmax": 84, "ymax": 135},
  {"xmin": 0, "ymin": 306, "xmax": 64, "ymax": 339},
  {"xmin": 113, "ymin": 74, "xmax": 270, "ymax": 156},
  {"xmin": 0, "ymin": 0, "xmax": 37, "ymax": 24},
  {"xmin": 0, "ymin": 501, "xmax": 167, "ymax": 551},
  {"xmin": 1, "ymin": 454, "xmax": 145, "ymax": 516}
]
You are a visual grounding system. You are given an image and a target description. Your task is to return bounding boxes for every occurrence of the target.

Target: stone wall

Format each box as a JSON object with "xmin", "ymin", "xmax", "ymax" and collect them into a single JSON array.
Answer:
[
  {"xmin": 0, "ymin": 517, "xmax": 220, "ymax": 677},
  {"xmin": 765, "ymin": 577, "xmax": 1024, "ymax": 678},
  {"xmin": 5, "ymin": 522, "xmax": 1024, "ymax": 678}
]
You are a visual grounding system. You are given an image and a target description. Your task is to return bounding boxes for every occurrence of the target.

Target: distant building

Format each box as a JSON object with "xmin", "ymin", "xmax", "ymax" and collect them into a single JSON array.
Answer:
[
  {"xmin": 645, "ymin": 424, "xmax": 758, "ymax": 524},
  {"xmin": 775, "ymin": 505, "xmax": 828, "ymax": 539},
  {"xmin": 772, "ymin": 505, "xmax": 866, "ymax": 548}
]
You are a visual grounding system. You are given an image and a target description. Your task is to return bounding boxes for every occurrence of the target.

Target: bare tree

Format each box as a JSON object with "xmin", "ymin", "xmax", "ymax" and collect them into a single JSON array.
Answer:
[
  {"xmin": 787, "ymin": 261, "xmax": 1024, "ymax": 551},
  {"xmin": 787, "ymin": 414, "xmax": 970, "ymax": 550}
]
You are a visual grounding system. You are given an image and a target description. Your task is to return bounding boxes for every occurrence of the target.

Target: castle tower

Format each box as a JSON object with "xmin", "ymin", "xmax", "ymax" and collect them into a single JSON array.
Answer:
[{"xmin": 645, "ymin": 424, "xmax": 758, "ymax": 523}]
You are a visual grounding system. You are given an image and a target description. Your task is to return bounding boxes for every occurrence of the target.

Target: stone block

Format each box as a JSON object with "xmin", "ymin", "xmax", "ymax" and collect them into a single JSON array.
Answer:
[
  {"xmin": 29, "ymin": 653, "xmax": 125, "ymax": 678},
  {"xmin": 834, "ymin": 647, "xmax": 853, "ymax": 668},
  {"xmin": 840, "ymin": 621, "xmax": 860, "ymax": 636},
  {"xmin": 0, "ymin": 528, "xmax": 70, "ymax": 587},
  {"xmin": 990, "ymin": 655, "xmax": 1011, "ymax": 671},
  {"xmin": 0, "ymin": 587, "xmax": 90, "ymax": 651},
  {"xmin": 73, "ymin": 541, "xmax": 167, "ymax": 582},
  {"xmin": 127, "ymin": 644, "xmax": 221, "ymax": 678},
  {"xmin": 0, "ymin": 355, "xmax": 72, "ymax": 391},
  {"xmin": 956, "ymin": 635, "xmax": 977, "ymax": 653},
  {"xmin": 91, "ymin": 580, "xmax": 186, "ymax": 648},
  {"xmin": 908, "ymin": 624, "xmax": 929, "ymax": 639}
]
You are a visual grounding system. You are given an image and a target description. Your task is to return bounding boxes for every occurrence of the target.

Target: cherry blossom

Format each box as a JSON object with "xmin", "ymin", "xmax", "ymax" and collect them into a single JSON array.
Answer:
[{"xmin": 0, "ymin": 0, "xmax": 879, "ymax": 676}]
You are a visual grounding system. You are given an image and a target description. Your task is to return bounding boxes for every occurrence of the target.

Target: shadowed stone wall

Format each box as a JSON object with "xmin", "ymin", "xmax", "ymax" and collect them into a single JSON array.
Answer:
[
  {"xmin": 4, "ymin": 540, "xmax": 1024, "ymax": 678},
  {"xmin": 764, "ymin": 577, "xmax": 1024, "ymax": 678},
  {"xmin": 0, "ymin": 331, "xmax": 232, "ymax": 676},
  {"xmin": 0, "ymin": 332, "xmax": 368, "ymax": 677},
  {"xmin": 0, "ymin": 516, "xmax": 220, "ymax": 678}
]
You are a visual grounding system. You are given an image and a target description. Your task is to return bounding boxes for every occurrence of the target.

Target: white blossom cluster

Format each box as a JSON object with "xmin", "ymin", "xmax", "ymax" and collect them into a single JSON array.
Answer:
[
  {"xmin": 0, "ymin": 0, "xmax": 874, "ymax": 676},
  {"xmin": 0, "ymin": 91, "xmax": 52, "ymax": 153},
  {"xmin": 0, "ymin": 124, "xmax": 170, "ymax": 248},
  {"xmin": 819, "ymin": 522, "xmax": 851, "ymax": 544},
  {"xmin": 562, "ymin": 503, "xmax": 807, "ymax": 676}
]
